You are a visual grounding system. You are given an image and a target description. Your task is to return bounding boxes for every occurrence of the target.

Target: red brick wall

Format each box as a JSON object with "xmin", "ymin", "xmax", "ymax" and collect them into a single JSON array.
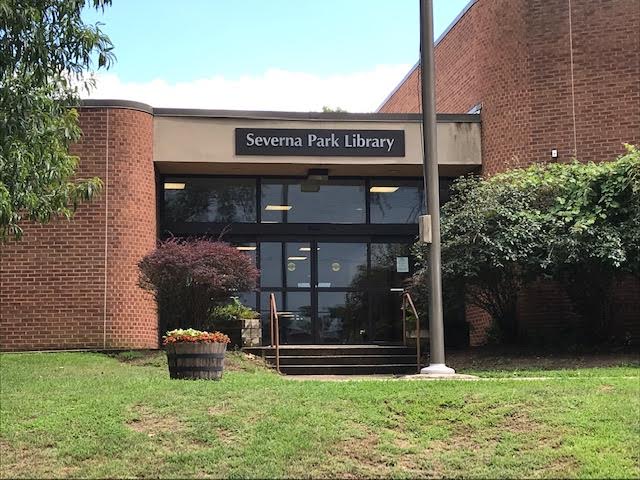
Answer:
[
  {"xmin": 379, "ymin": 0, "xmax": 640, "ymax": 345},
  {"xmin": 0, "ymin": 108, "xmax": 158, "ymax": 351},
  {"xmin": 379, "ymin": 0, "xmax": 640, "ymax": 169},
  {"xmin": 379, "ymin": 66, "xmax": 422, "ymax": 114},
  {"xmin": 466, "ymin": 305, "xmax": 492, "ymax": 346}
]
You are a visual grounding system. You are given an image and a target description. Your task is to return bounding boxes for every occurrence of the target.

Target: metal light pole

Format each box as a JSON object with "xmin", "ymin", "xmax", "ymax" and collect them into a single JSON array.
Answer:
[{"xmin": 419, "ymin": 0, "xmax": 455, "ymax": 375}]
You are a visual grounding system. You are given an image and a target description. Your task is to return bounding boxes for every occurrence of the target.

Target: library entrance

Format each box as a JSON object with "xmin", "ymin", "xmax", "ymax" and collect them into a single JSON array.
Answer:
[
  {"xmin": 160, "ymin": 175, "xmax": 437, "ymax": 345},
  {"xmin": 256, "ymin": 239, "xmax": 414, "ymax": 345}
]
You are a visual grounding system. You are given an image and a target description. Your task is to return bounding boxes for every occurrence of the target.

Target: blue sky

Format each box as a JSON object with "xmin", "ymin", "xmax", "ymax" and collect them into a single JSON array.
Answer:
[{"xmin": 84, "ymin": 0, "xmax": 470, "ymax": 111}]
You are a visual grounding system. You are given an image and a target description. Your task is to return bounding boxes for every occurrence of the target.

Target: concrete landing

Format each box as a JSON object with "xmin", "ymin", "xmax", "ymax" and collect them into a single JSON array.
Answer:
[
  {"xmin": 284, "ymin": 373, "xmax": 479, "ymax": 381},
  {"xmin": 401, "ymin": 373, "xmax": 479, "ymax": 380}
]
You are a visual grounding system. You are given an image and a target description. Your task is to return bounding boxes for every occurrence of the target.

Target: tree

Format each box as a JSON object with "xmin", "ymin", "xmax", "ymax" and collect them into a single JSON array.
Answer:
[
  {"xmin": 412, "ymin": 145, "xmax": 640, "ymax": 345},
  {"xmin": 138, "ymin": 238, "xmax": 260, "ymax": 334},
  {"xmin": 321, "ymin": 106, "xmax": 347, "ymax": 113},
  {"xmin": 0, "ymin": 0, "xmax": 114, "ymax": 239},
  {"xmin": 415, "ymin": 174, "xmax": 545, "ymax": 343},
  {"xmin": 537, "ymin": 145, "xmax": 640, "ymax": 343}
]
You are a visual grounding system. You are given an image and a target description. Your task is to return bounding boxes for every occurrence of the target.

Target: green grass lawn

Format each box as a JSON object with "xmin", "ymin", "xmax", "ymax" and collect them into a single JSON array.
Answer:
[{"xmin": 1, "ymin": 351, "xmax": 638, "ymax": 479}]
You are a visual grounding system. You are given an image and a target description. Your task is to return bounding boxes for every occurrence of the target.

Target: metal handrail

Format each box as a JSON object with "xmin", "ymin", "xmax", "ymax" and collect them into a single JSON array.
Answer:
[
  {"xmin": 402, "ymin": 291, "xmax": 422, "ymax": 373},
  {"xmin": 269, "ymin": 293, "xmax": 281, "ymax": 373}
]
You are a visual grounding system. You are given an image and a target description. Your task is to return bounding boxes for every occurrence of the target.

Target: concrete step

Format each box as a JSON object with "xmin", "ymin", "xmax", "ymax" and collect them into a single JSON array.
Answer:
[
  {"xmin": 243, "ymin": 344, "xmax": 420, "ymax": 375},
  {"xmin": 278, "ymin": 364, "xmax": 420, "ymax": 375},
  {"xmin": 264, "ymin": 354, "xmax": 418, "ymax": 366},
  {"xmin": 245, "ymin": 345, "xmax": 415, "ymax": 357}
]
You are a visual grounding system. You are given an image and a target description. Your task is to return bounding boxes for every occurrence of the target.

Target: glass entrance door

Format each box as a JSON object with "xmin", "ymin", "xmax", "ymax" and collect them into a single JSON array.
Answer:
[
  {"xmin": 316, "ymin": 242, "xmax": 368, "ymax": 343},
  {"xmin": 259, "ymin": 240, "xmax": 413, "ymax": 344}
]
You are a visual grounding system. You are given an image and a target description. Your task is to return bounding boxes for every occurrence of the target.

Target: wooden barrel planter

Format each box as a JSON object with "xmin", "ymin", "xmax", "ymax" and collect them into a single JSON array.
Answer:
[{"xmin": 166, "ymin": 342, "xmax": 227, "ymax": 380}]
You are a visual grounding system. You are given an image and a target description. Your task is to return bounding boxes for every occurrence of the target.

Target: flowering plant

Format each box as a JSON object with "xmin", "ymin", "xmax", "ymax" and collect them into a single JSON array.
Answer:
[{"xmin": 162, "ymin": 328, "xmax": 230, "ymax": 345}]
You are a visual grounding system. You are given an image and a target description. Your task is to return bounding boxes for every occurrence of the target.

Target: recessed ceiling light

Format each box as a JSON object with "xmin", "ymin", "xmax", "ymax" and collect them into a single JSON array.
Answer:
[
  {"xmin": 236, "ymin": 246, "xmax": 257, "ymax": 251},
  {"xmin": 164, "ymin": 182, "xmax": 186, "ymax": 190},
  {"xmin": 287, "ymin": 256, "xmax": 307, "ymax": 261},
  {"xmin": 265, "ymin": 205, "xmax": 293, "ymax": 211},
  {"xmin": 299, "ymin": 247, "xmax": 320, "ymax": 251},
  {"xmin": 370, "ymin": 186, "xmax": 399, "ymax": 193}
]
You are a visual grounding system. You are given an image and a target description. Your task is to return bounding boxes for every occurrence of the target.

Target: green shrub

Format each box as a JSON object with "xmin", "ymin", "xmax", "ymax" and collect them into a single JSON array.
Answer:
[
  {"xmin": 210, "ymin": 297, "xmax": 259, "ymax": 323},
  {"xmin": 413, "ymin": 144, "xmax": 640, "ymax": 345}
]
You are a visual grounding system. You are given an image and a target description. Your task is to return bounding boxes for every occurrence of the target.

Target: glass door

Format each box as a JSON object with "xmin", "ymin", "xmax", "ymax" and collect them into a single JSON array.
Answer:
[
  {"xmin": 259, "ymin": 240, "xmax": 413, "ymax": 344},
  {"xmin": 315, "ymin": 242, "xmax": 368, "ymax": 343},
  {"xmin": 369, "ymin": 243, "xmax": 413, "ymax": 343},
  {"xmin": 260, "ymin": 241, "xmax": 313, "ymax": 343}
]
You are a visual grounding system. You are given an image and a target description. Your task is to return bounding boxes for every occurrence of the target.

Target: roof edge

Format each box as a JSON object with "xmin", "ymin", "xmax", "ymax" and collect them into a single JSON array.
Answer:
[
  {"xmin": 79, "ymin": 99, "xmax": 154, "ymax": 114},
  {"xmin": 375, "ymin": 0, "xmax": 479, "ymax": 112},
  {"xmin": 78, "ymin": 100, "xmax": 480, "ymax": 123}
]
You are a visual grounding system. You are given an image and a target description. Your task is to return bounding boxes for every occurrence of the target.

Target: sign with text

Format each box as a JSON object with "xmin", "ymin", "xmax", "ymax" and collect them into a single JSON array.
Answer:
[{"xmin": 235, "ymin": 128, "xmax": 405, "ymax": 157}]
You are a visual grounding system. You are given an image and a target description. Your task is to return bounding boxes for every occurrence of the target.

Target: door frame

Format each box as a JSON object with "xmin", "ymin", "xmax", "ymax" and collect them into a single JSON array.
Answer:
[{"xmin": 259, "ymin": 236, "xmax": 413, "ymax": 345}]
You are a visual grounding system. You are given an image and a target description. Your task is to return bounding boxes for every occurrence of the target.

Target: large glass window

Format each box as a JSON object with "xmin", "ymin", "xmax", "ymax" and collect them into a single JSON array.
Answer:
[
  {"xmin": 261, "ymin": 291, "xmax": 313, "ymax": 344},
  {"xmin": 286, "ymin": 242, "xmax": 312, "ymax": 288},
  {"xmin": 370, "ymin": 292, "xmax": 403, "ymax": 342},
  {"xmin": 232, "ymin": 242, "xmax": 258, "ymax": 310},
  {"xmin": 317, "ymin": 243, "xmax": 367, "ymax": 289},
  {"xmin": 260, "ymin": 242, "xmax": 283, "ymax": 288},
  {"xmin": 163, "ymin": 177, "xmax": 256, "ymax": 223},
  {"xmin": 261, "ymin": 179, "xmax": 365, "ymax": 223},
  {"xmin": 370, "ymin": 243, "xmax": 413, "ymax": 289},
  {"xmin": 161, "ymin": 176, "xmax": 454, "ymax": 226},
  {"xmin": 369, "ymin": 180, "xmax": 423, "ymax": 224},
  {"xmin": 318, "ymin": 291, "xmax": 368, "ymax": 344}
]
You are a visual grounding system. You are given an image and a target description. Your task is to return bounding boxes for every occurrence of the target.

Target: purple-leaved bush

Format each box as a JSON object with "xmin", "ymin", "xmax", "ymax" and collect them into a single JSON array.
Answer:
[{"xmin": 138, "ymin": 238, "xmax": 259, "ymax": 332}]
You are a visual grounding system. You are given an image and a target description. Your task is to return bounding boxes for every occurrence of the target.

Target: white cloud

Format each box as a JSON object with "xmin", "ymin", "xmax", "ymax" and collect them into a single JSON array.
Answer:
[{"xmin": 82, "ymin": 64, "xmax": 412, "ymax": 113}]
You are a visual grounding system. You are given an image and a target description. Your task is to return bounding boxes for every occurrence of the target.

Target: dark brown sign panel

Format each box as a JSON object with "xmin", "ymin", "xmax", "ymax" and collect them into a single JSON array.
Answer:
[{"xmin": 235, "ymin": 128, "xmax": 405, "ymax": 157}]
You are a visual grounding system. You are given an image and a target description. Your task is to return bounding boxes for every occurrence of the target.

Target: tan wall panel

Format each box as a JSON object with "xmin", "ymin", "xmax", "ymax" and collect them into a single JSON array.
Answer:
[{"xmin": 153, "ymin": 117, "xmax": 481, "ymax": 171}]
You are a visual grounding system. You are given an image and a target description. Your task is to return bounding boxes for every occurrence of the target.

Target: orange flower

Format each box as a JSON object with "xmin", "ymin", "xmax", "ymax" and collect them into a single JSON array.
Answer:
[{"xmin": 162, "ymin": 329, "xmax": 230, "ymax": 345}]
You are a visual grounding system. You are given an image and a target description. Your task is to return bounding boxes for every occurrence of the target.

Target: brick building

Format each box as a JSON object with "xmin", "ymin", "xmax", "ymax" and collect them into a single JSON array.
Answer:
[
  {"xmin": 0, "ymin": 107, "xmax": 158, "ymax": 351},
  {"xmin": 379, "ymin": 0, "xmax": 640, "ymax": 344},
  {"xmin": 0, "ymin": 104, "xmax": 481, "ymax": 353},
  {"xmin": 1, "ymin": 0, "xmax": 637, "ymax": 354}
]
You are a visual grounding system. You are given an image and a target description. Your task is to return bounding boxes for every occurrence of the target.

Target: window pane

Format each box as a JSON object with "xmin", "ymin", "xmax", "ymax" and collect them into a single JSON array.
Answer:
[
  {"xmin": 260, "ymin": 291, "xmax": 282, "ymax": 345},
  {"xmin": 163, "ymin": 177, "xmax": 256, "ymax": 223},
  {"xmin": 261, "ymin": 179, "xmax": 365, "ymax": 223},
  {"xmin": 281, "ymin": 292, "xmax": 313, "ymax": 344},
  {"xmin": 317, "ymin": 243, "xmax": 367, "ymax": 289},
  {"xmin": 285, "ymin": 242, "xmax": 311, "ymax": 288},
  {"xmin": 371, "ymin": 291, "xmax": 403, "ymax": 342},
  {"xmin": 232, "ymin": 242, "xmax": 257, "ymax": 265},
  {"xmin": 439, "ymin": 177, "xmax": 456, "ymax": 205},
  {"xmin": 231, "ymin": 243, "xmax": 257, "ymax": 310},
  {"xmin": 370, "ymin": 180, "xmax": 423, "ymax": 223},
  {"xmin": 261, "ymin": 182, "xmax": 285, "ymax": 223},
  {"xmin": 370, "ymin": 243, "xmax": 413, "ymax": 289},
  {"xmin": 260, "ymin": 242, "xmax": 282, "ymax": 288},
  {"xmin": 318, "ymin": 291, "xmax": 368, "ymax": 344}
]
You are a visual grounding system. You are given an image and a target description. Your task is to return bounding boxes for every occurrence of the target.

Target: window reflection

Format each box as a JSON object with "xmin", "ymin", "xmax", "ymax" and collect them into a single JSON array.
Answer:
[
  {"xmin": 371, "ymin": 292, "xmax": 404, "ymax": 342},
  {"xmin": 318, "ymin": 291, "xmax": 367, "ymax": 344},
  {"xmin": 261, "ymin": 179, "xmax": 365, "ymax": 223},
  {"xmin": 370, "ymin": 243, "xmax": 413, "ymax": 289},
  {"xmin": 317, "ymin": 243, "xmax": 367, "ymax": 288},
  {"xmin": 260, "ymin": 242, "xmax": 282, "ymax": 288},
  {"xmin": 164, "ymin": 177, "xmax": 256, "ymax": 223},
  {"xmin": 281, "ymin": 292, "xmax": 313, "ymax": 344},
  {"xmin": 369, "ymin": 180, "xmax": 423, "ymax": 224},
  {"xmin": 161, "ymin": 176, "xmax": 454, "ymax": 226},
  {"xmin": 260, "ymin": 291, "xmax": 282, "ymax": 345},
  {"xmin": 285, "ymin": 242, "xmax": 311, "ymax": 288}
]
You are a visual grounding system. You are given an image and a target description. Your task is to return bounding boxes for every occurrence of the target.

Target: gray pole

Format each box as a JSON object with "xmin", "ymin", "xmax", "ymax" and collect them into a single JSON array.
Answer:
[{"xmin": 419, "ymin": 0, "xmax": 455, "ymax": 375}]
